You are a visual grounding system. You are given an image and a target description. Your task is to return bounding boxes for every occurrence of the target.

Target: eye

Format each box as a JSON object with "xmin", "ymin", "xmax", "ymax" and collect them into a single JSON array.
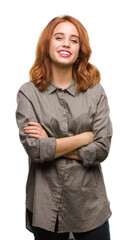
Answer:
[
  {"xmin": 71, "ymin": 39, "xmax": 78, "ymax": 43},
  {"xmin": 56, "ymin": 37, "xmax": 63, "ymax": 40}
]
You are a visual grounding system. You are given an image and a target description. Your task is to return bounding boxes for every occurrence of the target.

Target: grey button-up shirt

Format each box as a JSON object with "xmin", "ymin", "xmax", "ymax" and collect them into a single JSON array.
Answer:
[{"xmin": 15, "ymin": 79, "xmax": 112, "ymax": 233}]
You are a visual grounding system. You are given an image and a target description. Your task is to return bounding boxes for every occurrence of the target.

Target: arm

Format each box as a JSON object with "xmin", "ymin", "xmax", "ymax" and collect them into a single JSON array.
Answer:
[
  {"xmin": 63, "ymin": 151, "xmax": 81, "ymax": 160},
  {"xmin": 54, "ymin": 132, "xmax": 93, "ymax": 158},
  {"xmin": 16, "ymin": 90, "xmax": 56, "ymax": 164},
  {"xmin": 24, "ymin": 122, "xmax": 94, "ymax": 159},
  {"xmin": 77, "ymin": 85, "xmax": 113, "ymax": 167},
  {"xmin": 16, "ymin": 90, "xmax": 93, "ymax": 163}
]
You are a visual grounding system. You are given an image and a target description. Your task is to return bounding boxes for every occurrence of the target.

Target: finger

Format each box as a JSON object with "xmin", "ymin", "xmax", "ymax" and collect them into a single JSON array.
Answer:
[
  {"xmin": 29, "ymin": 134, "xmax": 40, "ymax": 138},
  {"xmin": 27, "ymin": 122, "xmax": 44, "ymax": 130},
  {"xmin": 24, "ymin": 129, "xmax": 40, "ymax": 134},
  {"xmin": 24, "ymin": 126, "xmax": 39, "ymax": 130},
  {"xmin": 28, "ymin": 122, "xmax": 41, "ymax": 126}
]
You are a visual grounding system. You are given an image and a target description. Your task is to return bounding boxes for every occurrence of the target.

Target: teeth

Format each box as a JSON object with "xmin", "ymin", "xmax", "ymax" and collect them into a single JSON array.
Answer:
[{"xmin": 59, "ymin": 51, "xmax": 71, "ymax": 55}]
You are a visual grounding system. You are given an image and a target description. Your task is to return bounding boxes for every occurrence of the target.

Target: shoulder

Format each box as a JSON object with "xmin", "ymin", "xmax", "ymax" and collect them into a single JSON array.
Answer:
[
  {"xmin": 18, "ymin": 81, "xmax": 36, "ymax": 93},
  {"xmin": 81, "ymin": 83, "xmax": 107, "ymax": 106},
  {"xmin": 87, "ymin": 83, "xmax": 106, "ymax": 99},
  {"xmin": 17, "ymin": 81, "xmax": 39, "ymax": 98},
  {"xmin": 90, "ymin": 83, "xmax": 105, "ymax": 93}
]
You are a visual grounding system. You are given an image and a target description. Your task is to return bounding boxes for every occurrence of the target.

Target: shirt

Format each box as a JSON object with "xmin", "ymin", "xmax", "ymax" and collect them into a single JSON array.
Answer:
[{"xmin": 15, "ymin": 79, "xmax": 113, "ymax": 233}]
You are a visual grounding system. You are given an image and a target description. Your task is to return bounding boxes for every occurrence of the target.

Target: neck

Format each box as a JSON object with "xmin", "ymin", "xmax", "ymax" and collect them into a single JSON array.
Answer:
[{"xmin": 51, "ymin": 62, "xmax": 73, "ymax": 89}]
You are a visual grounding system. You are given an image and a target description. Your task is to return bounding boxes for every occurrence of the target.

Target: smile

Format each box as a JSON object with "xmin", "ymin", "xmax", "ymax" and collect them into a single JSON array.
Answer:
[{"xmin": 58, "ymin": 50, "xmax": 71, "ymax": 58}]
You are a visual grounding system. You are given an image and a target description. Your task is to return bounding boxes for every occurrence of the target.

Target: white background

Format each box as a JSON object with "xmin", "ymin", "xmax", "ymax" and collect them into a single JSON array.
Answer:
[{"xmin": 0, "ymin": 0, "xmax": 128, "ymax": 239}]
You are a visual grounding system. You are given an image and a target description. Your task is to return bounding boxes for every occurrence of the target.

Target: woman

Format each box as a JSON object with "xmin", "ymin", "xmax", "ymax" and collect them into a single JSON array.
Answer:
[{"xmin": 16, "ymin": 15, "xmax": 112, "ymax": 240}]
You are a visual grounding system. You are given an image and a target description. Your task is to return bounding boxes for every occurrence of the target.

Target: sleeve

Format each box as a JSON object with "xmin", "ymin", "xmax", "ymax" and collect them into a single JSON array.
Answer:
[
  {"xmin": 77, "ymin": 85, "xmax": 113, "ymax": 167},
  {"xmin": 15, "ymin": 90, "xmax": 56, "ymax": 164}
]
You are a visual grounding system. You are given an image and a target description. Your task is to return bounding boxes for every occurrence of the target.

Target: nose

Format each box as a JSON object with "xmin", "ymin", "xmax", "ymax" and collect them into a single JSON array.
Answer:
[{"xmin": 62, "ymin": 38, "xmax": 70, "ymax": 48}]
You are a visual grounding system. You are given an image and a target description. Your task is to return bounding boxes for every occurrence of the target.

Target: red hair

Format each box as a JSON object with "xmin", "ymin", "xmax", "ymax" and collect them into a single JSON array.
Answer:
[{"xmin": 29, "ymin": 15, "xmax": 100, "ymax": 93}]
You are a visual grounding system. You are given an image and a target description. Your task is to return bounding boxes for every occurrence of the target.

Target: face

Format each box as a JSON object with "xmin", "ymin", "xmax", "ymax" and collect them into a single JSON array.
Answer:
[{"xmin": 49, "ymin": 21, "xmax": 80, "ymax": 67}]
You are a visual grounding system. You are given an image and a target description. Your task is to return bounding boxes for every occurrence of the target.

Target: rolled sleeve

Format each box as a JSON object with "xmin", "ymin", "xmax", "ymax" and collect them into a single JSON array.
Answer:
[
  {"xmin": 78, "ymin": 143, "xmax": 96, "ymax": 167},
  {"xmin": 16, "ymin": 90, "xmax": 56, "ymax": 163},
  {"xmin": 78, "ymin": 85, "xmax": 113, "ymax": 167},
  {"xmin": 39, "ymin": 137, "xmax": 56, "ymax": 162}
]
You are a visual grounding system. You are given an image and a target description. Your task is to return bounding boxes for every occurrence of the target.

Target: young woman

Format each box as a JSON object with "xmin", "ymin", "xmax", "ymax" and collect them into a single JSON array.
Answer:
[{"xmin": 16, "ymin": 15, "xmax": 112, "ymax": 240}]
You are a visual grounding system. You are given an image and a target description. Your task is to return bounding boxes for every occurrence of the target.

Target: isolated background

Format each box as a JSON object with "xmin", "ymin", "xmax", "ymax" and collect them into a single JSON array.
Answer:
[{"xmin": 0, "ymin": 0, "xmax": 128, "ymax": 239}]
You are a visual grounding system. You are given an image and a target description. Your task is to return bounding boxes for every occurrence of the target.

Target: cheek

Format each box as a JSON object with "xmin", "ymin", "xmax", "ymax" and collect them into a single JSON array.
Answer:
[
  {"xmin": 49, "ymin": 40, "xmax": 56, "ymax": 56},
  {"xmin": 49, "ymin": 41, "xmax": 59, "ymax": 59},
  {"xmin": 73, "ymin": 47, "xmax": 80, "ymax": 60},
  {"xmin": 49, "ymin": 44, "xmax": 54, "ymax": 58},
  {"xmin": 74, "ymin": 44, "xmax": 80, "ymax": 54}
]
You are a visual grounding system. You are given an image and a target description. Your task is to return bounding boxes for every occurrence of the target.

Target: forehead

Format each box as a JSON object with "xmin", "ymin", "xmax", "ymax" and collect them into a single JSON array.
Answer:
[{"xmin": 53, "ymin": 21, "xmax": 79, "ymax": 36}]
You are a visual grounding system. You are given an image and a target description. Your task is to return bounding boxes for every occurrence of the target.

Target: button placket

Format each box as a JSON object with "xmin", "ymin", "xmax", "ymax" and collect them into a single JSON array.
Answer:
[{"xmin": 57, "ymin": 90, "xmax": 68, "ymax": 134}]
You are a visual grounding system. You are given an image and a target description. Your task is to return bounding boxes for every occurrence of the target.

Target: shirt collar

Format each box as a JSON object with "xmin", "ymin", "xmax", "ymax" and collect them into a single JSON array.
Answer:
[{"xmin": 47, "ymin": 79, "xmax": 77, "ymax": 97}]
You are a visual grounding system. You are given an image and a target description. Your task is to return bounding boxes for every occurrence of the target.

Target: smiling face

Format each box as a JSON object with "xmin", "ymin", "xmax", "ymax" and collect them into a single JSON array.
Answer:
[{"xmin": 49, "ymin": 21, "xmax": 80, "ymax": 67}]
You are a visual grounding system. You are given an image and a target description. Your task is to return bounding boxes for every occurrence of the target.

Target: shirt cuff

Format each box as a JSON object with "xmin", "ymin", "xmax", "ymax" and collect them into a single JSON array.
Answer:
[
  {"xmin": 39, "ymin": 137, "xmax": 56, "ymax": 163},
  {"xmin": 77, "ymin": 143, "xmax": 96, "ymax": 167}
]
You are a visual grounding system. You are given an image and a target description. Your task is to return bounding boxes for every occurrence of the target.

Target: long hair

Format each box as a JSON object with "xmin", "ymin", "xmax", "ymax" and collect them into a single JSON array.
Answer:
[{"xmin": 29, "ymin": 15, "xmax": 100, "ymax": 93}]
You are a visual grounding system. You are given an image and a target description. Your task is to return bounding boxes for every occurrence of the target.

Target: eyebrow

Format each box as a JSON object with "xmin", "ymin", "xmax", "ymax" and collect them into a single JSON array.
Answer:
[{"xmin": 53, "ymin": 32, "xmax": 79, "ymax": 39}]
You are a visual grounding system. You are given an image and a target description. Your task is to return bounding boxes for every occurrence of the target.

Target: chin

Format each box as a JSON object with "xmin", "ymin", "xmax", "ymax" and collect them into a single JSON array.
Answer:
[{"xmin": 52, "ymin": 59, "xmax": 73, "ymax": 67}]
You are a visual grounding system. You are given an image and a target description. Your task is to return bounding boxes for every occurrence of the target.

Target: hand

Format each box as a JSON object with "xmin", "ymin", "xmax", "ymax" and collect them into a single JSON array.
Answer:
[
  {"xmin": 24, "ymin": 122, "xmax": 48, "ymax": 138},
  {"xmin": 64, "ymin": 150, "xmax": 81, "ymax": 161}
]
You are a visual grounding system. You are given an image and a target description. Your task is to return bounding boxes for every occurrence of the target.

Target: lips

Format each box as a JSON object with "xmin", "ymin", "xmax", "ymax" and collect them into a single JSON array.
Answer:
[{"xmin": 58, "ymin": 50, "xmax": 71, "ymax": 57}]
